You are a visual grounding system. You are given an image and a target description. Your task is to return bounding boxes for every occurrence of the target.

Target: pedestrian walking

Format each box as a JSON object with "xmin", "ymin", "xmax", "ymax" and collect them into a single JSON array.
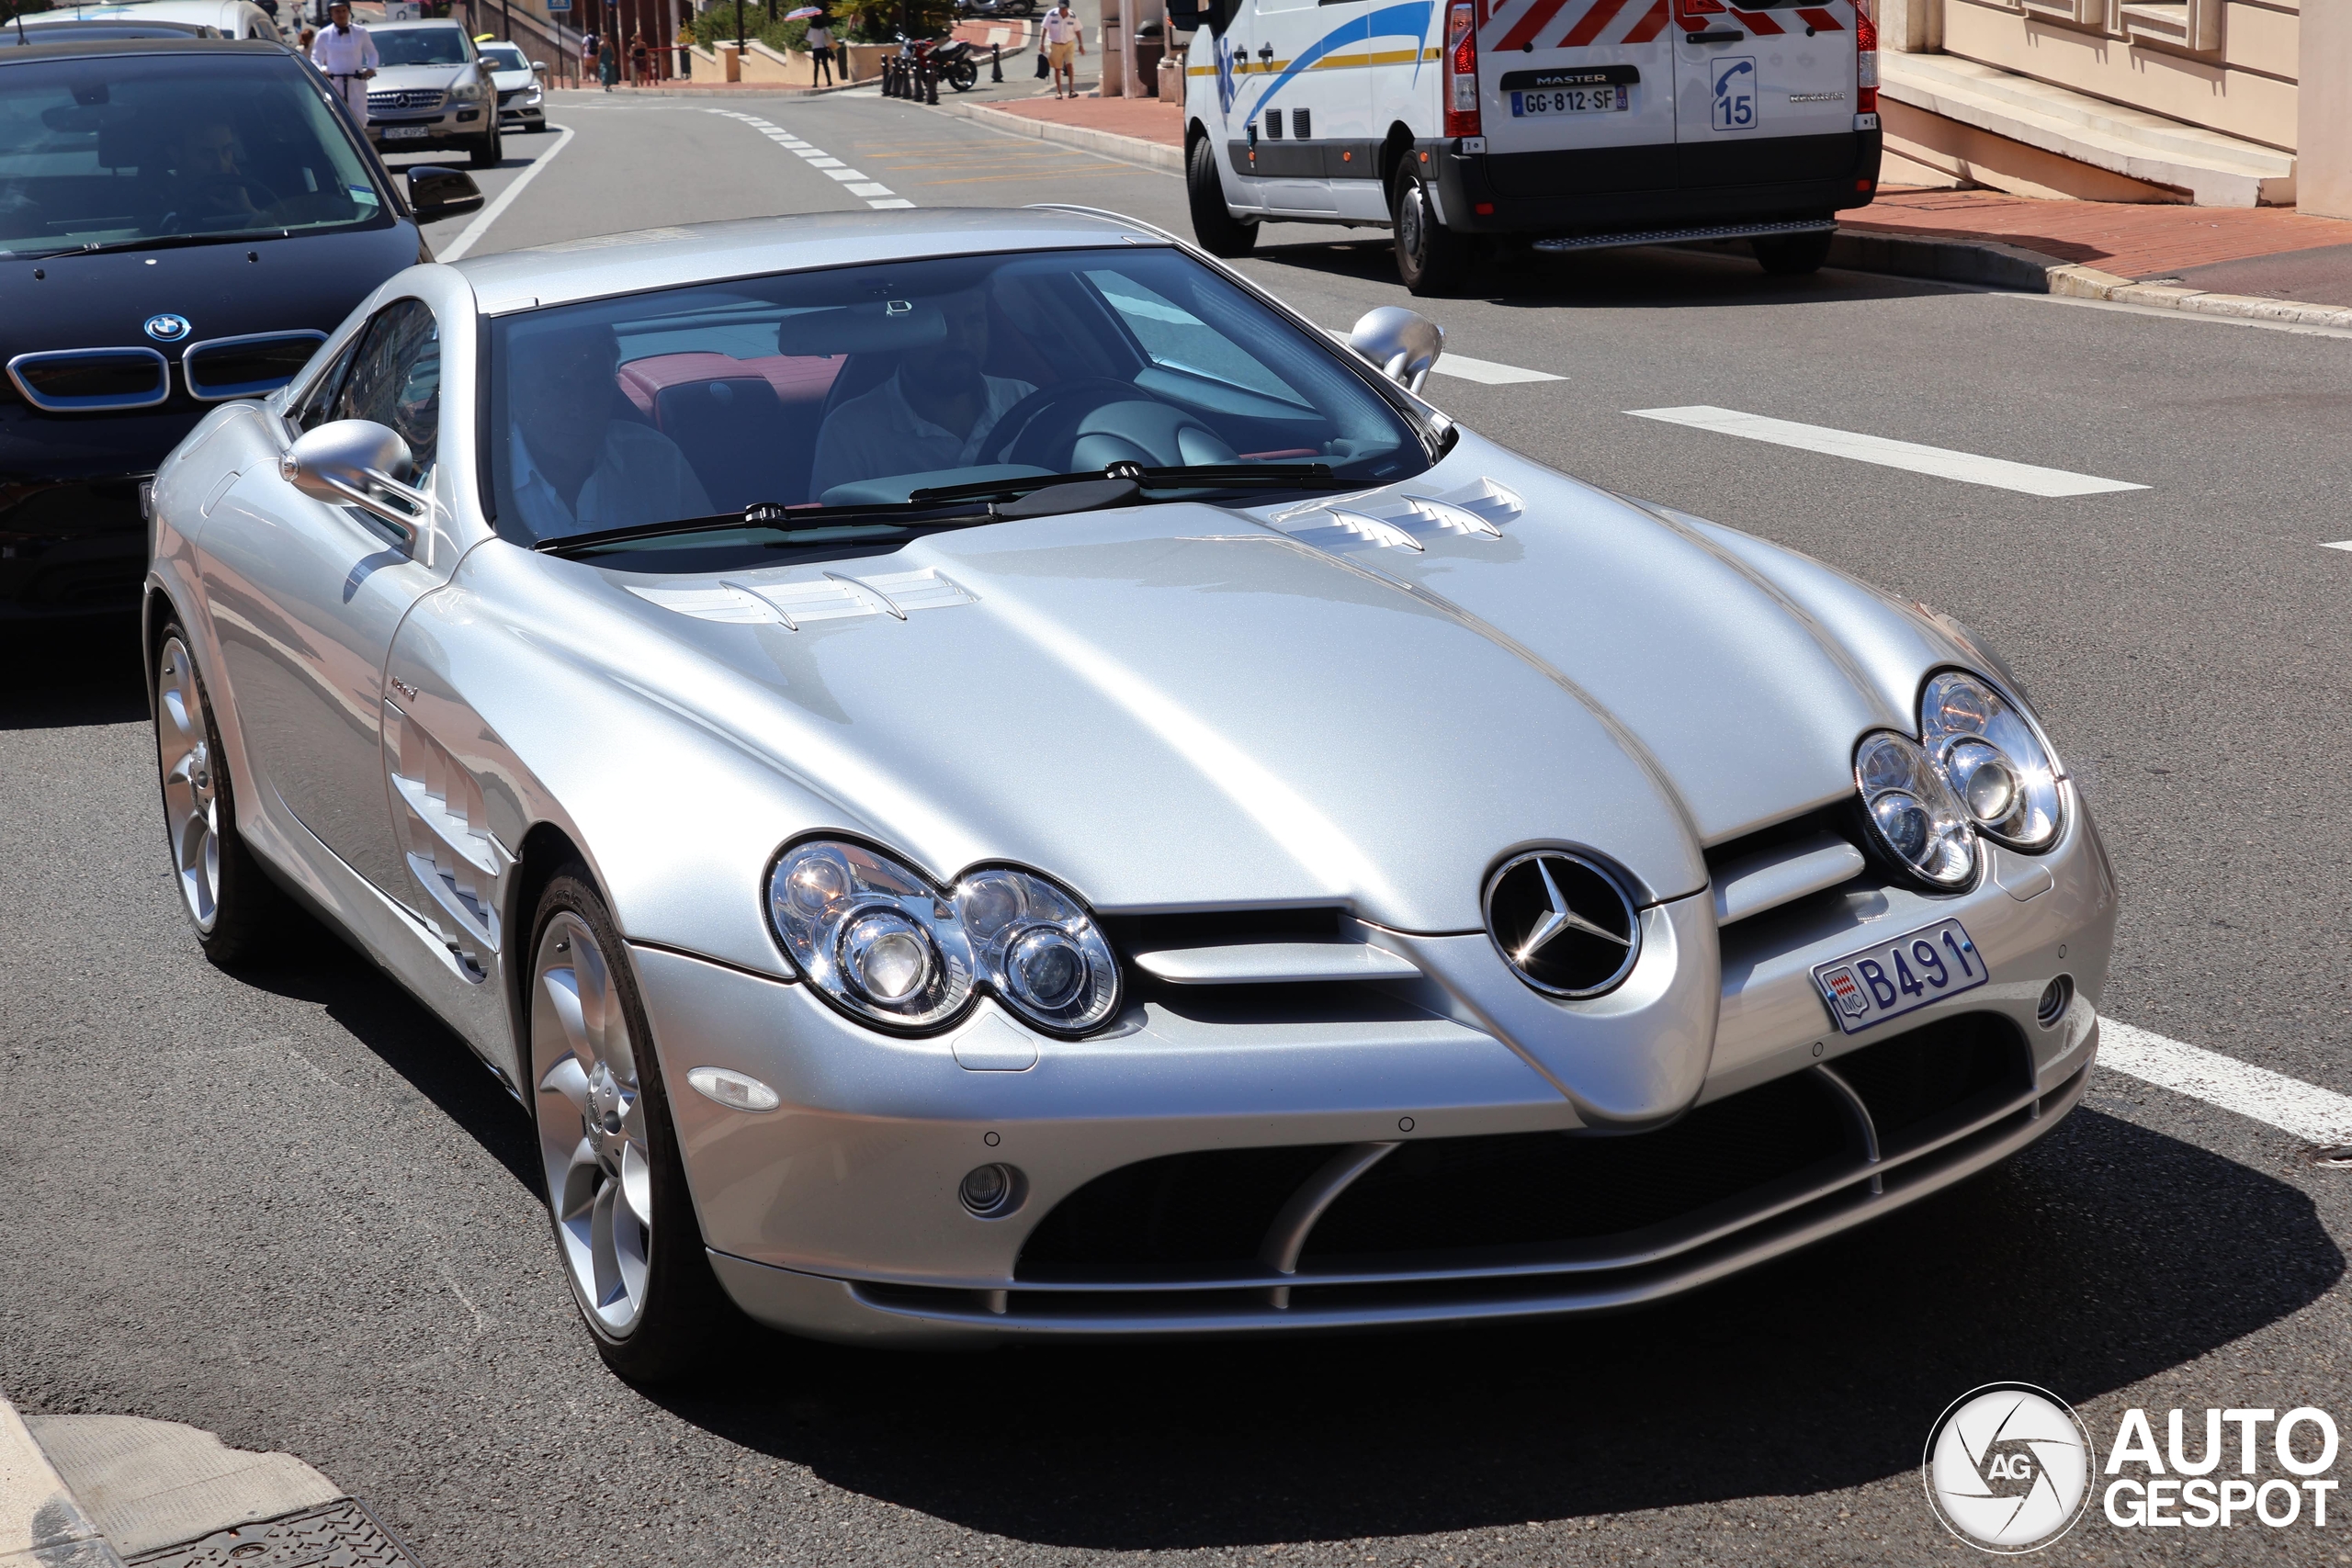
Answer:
[
  {"xmin": 309, "ymin": 1, "xmax": 378, "ymax": 123},
  {"xmin": 628, "ymin": 28, "xmax": 650, "ymax": 85},
  {"xmin": 1040, "ymin": 1, "xmax": 1082, "ymax": 99},
  {"xmin": 804, "ymin": 12, "xmax": 832, "ymax": 85},
  {"xmin": 676, "ymin": 20, "xmax": 694, "ymax": 76},
  {"xmin": 598, "ymin": 33, "xmax": 618, "ymax": 90},
  {"xmin": 582, "ymin": 28, "xmax": 600, "ymax": 82}
]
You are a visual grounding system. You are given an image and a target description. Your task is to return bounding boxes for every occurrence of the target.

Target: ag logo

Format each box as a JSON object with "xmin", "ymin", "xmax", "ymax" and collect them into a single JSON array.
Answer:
[
  {"xmin": 143, "ymin": 313, "xmax": 192, "ymax": 343},
  {"xmin": 1924, "ymin": 1383, "xmax": 2091, "ymax": 1553}
]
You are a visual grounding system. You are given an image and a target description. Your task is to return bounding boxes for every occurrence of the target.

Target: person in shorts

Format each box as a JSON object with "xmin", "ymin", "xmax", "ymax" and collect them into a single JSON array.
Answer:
[
  {"xmin": 805, "ymin": 12, "xmax": 832, "ymax": 85},
  {"xmin": 1040, "ymin": 2, "xmax": 1083, "ymax": 99}
]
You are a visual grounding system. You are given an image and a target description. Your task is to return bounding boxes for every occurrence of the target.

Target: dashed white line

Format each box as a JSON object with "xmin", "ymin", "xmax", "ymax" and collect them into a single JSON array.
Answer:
[
  {"xmin": 1625, "ymin": 405, "xmax": 2149, "ymax": 497},
  {"xmin": 2099, "ymin": 1020, "xmax": 2352, "ymax": 1146},
  {"xmin": 2324, "ymin": 540, "xmax": 2352, "ymax": 552},
  {"xmin": 705, "ymin": 110, "xmax": 908, "ymax": 209},
  {"xmin": 1433, "ymin": 354, "xmax": 1565, "ymax": 386}
]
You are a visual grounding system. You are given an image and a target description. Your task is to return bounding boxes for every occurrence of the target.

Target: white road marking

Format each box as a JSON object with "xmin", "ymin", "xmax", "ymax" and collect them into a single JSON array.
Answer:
[
  {"xmin": 435, "ymin": 121, "xmax": 577, "ymax": 262},
  {"xmin": 2099, "ymin": 1020, "xmax": 2352, "ymax": 1145},
  {"xmin": 1433, "ymin": 354, "xmax": 1565, "ymax": 386},
  {"xmin": 2324, "ymin": 541, "xmax": 2352, "ymax": 552},
  {"xmin": 704, "ymin": 110, "xmax": 906, "ymax": 209},
  {"xmin": 1624, "ymin": 405, "xmax": 2149, "ymax": 497}
]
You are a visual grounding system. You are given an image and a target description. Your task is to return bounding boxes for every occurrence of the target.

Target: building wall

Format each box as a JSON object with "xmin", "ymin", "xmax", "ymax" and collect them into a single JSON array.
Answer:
[{"xmin": 1934, "ymin": 0, "xmax": 2299, "ymax": 151}]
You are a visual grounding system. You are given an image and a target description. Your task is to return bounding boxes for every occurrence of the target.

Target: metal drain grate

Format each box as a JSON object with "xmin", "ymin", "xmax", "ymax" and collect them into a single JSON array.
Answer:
[{"xmin": 128, "ymin": 1499, "xmax": 417, "ymax": 1568}]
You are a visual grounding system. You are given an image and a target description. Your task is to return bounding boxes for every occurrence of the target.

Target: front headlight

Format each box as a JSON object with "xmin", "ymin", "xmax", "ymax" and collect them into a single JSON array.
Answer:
[
  {"xmin": 1919, "ymin": 670, "xmax": 2063, "ymax": 851},
  {"xmin": 767, "ymin": 840, "xmax": 1121, "ymax": 1035},
  {"xmin": 525, "ymin": 84, "xmax": 543, "ymax": 104},
  {"xmin": 448, "ymin": 78, "xmax": 487, "ymax": 101},
  {"xmin": 1855, "ymin": 731, "xmax": 1977, "ymax": 888}
]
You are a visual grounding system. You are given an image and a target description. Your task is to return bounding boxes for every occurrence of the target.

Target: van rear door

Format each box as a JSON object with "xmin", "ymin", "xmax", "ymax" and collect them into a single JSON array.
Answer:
[
  {"xmin": 1672, "ymin": 1, "xmax": 1859, "ymax": 187},
  {"xmin": 1475, "ymin": 0, "xmax": 1679, "ymax": 199}
]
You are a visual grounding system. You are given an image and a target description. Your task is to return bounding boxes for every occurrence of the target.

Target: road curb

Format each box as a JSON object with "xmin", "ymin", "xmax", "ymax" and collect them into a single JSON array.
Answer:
[
  {"xmin": 1831, "ymin": 226, "xmax": 2352, "ymax": 328},
  {"xmin": 546, "ymin": 79, "xmax": 869, "ymax": 98},
  {"xmin": 928, "ymin": 97, "xmax": 1185, "ymax": 174},
  {"xmin": 0, "ymin": 1397, "xmax": 125, "ymax": 1568}
]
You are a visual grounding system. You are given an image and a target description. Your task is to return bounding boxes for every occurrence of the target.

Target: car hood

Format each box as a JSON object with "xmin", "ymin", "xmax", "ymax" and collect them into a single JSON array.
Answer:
[
  {"xmin": 528, "ymin": 434, "xmax": 1956, "ymax": 935},
  {"xmin": 370, "ymin": 62, "xmax": 475, "ymax": 88}
]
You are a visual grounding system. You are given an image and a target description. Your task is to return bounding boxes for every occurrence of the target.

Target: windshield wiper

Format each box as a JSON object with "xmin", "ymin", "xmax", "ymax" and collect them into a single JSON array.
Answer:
[
  {"xmin": 534, "ymin": 499, "xmax": 990, "ymax": 559},
  {"xmin": 908, "ymin": 463, "xmax": 1342, "ymax": 506},
  {"xmin": 18, "ymin": 231, "xmax": 292, "ymax": 261}
]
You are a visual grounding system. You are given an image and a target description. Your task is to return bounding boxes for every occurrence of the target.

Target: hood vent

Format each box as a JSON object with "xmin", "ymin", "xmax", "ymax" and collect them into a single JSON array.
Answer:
[
  {"xmin": 1706, "ymin": 806, "xmax": 1868, "ymax": 927},
  {"xmin": 627, "ymin": 567, "xmax": 975, "ymax": 627},
  {"xmin": 1267, "ymin": 478, "xmax": 1522, "ymax": 557}
]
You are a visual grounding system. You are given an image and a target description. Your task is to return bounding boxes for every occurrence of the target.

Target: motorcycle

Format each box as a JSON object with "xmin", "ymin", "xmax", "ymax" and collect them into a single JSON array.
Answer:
[{"xmin": 895, "ymin": 32, "xmax": 979, "ymax": 93}]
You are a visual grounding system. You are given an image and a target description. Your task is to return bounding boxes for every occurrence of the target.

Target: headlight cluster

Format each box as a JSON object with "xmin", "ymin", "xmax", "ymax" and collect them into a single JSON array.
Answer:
[
  {"xmin": 449, "ymin": 78, "xmax": 488, "ymax": 102},
  {"xmin": 767, "ymin": 840, "xmax": 1122, "ymax": 1036},
  {"xmin": 1855, "ymin": 670, "xmax": 2064, "ymax": 889}
]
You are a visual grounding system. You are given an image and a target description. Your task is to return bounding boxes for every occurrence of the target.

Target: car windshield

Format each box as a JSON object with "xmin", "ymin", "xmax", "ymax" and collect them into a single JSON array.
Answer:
[
  {"xmin": 480, "ymin": 44, "xmax": 526, "ymax": 70},
  {"xmin": 0, "ymin": 51, "xmax": 388, "ymax": 257},
  {"xmin": 485, "ymin": 246, "xmax": 1432, "ymax": 555},
  {"xmin": 374, "ymin": 27, "xmax": 469, "ymax": 64}
]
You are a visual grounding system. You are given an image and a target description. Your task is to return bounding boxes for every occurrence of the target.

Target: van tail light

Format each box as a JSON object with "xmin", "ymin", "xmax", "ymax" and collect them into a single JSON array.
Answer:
[
  {"xmin": 1443, "ymin": 1, "xmax": 1480, "ymax": 138},
  {"xmin": 1855, "ymin": 0, "xmax": 1878, "ymax": 113}
]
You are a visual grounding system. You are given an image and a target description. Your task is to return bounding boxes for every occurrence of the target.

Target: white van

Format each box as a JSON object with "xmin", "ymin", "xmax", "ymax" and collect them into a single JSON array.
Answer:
[
  {"xmin": 1176, "ymin": 0, "xmax": 1882, "ymax": 293},
  {"xmin": 15, "ymin": 0, "xmax": 282, "ymax": 42}
]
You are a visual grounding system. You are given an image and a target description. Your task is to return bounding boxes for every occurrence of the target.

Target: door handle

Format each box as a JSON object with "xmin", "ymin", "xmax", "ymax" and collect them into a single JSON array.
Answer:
[
  {"xmin": 1683, "ymin": 28, "xmax": 1743, "ymax": 39},
  {"xmin": 1256, "ymin": 41, "xmax": 1272, "ymax": 59}
]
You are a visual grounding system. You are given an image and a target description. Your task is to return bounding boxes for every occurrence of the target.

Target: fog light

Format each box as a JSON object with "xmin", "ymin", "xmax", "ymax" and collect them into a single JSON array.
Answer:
[
  {"xmin": 959, "ymin": 1162, "xmax": 1023, "ymax": 1216},
  {"xmin": 2037, "ymin": 975, "xmax": 2073, "ymax": 1028}
]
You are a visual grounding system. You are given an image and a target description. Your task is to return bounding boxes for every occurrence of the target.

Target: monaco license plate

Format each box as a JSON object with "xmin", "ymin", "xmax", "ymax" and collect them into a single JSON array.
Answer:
[
  {"xmin": 381, "ymin": 124, "xmax": 432, "ymax": 140},
  {"xmin": 1510, "ymin": 85, "xmax": 1627, "ymax": 116},
  {"xmin": 1812, "ymin": 919, "xmax": 1986, "ymax": 1035}
]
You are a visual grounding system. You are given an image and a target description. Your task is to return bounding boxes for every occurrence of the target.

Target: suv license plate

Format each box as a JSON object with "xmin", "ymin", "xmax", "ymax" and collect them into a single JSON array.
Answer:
[
  {"xmin": 381, "ymin": 125, "xmax": 433, "ymax": 140},
  {"xmin": 1510, "ymin": 86, "xmax": 1628, "ymax": 117},
  {"xmin": 1812, "ymin": 919, "xmax": 1986, "ymax": 1035}
]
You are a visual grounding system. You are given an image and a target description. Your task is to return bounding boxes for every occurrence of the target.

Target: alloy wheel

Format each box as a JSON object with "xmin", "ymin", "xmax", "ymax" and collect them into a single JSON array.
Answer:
[
  {"xmin": 532, "ymin": 911, "xmax": 654, "ymax": 1337},
  {"xmin": 154, "ymin": 636, "xmax": 222, "ymax": 932}
]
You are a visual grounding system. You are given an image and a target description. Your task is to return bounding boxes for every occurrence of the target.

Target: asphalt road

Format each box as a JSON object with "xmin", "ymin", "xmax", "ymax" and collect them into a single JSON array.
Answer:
[{"xmin": 6, "ymin": 85, "xmax": 2352, "ymax": 1568}]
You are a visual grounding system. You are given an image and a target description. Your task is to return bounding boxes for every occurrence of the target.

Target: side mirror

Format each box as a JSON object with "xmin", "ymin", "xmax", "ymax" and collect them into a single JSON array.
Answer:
[
  {"xmin": 532, "ymin": 59, "xmax": 549, "ymax": 72},
  {"xmin": 1349, "ymin": 305, "xmax": 1444, "ymax": 395},
  {"xmin": 280, "ymin": 420, "xmax": 430, "ymax": 543},
  {"xmin": 406, "ymin": 165, "xmax": 484, "ymax": 224}
]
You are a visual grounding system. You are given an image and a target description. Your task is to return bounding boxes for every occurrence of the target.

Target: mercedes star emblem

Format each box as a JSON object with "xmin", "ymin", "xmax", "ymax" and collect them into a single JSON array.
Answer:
[{"xmin": 1482, "ymin": 849, "xmax": 1641, "ymax": 998}]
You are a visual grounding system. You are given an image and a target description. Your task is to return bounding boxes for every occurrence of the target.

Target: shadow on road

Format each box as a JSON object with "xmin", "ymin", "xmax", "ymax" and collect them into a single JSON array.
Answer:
[
  {"xmin": 1249, "ymin": 236, "xmax": 1969, "ymax": 312},
  {"xmin": 645, "ymin": 1109, "xmax": 2337, "ymax": 1549},
  {"xmin": 0, "ymin": 615, "xmax": 146, "ymax": 730}
]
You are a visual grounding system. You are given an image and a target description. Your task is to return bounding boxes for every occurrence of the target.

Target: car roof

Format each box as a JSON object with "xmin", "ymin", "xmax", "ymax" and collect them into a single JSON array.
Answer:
[
  {"xmin": 369, "ymin": 17, "xmax": 467, "ymax": 28},
  {"xmin": 2, "ymin": 18, "xmax": 219, "ymax": 37},
  {"xmin": 454, "ymin": 209, "xmax": 1175, "ymax": 314},
  {"xmin": 0, "ymin": 34, "xmax": 286, "ymax": 61}
]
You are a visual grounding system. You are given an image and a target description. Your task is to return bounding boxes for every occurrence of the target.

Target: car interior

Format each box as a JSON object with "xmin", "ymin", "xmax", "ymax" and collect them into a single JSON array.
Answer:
[{"xmin": 485, "ymin": 249, "xmax": 1425, "ymax": 544}]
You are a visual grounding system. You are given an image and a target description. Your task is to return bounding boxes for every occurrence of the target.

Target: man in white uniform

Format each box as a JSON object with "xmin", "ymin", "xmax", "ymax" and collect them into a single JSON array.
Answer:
[
  {"xmin": 310, "ymin": 3, "xmax": 379, "ymax": 124},
  {"xmin": 808, "ymin": 290, "xmax": 1035, "ymax": 502}
]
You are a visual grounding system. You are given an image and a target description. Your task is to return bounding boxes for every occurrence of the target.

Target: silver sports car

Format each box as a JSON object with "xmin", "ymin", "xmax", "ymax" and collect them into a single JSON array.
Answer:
[{"xmin": 142, "ymin": 208, "xmax": 2118, "ymax": 1380}]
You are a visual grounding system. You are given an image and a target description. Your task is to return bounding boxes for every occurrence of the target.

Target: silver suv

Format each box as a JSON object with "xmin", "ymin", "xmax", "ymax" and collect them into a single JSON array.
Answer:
[{"xmin": 363, "ymin": 18, "xmax": 499, "ymax": 169}]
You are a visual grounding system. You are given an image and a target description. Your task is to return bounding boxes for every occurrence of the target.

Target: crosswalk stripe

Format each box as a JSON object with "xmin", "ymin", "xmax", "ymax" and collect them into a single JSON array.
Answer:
[
  {"xmin": 2099, "ymin": 1020, "xmax": 2352, "ymax": 1146},
  {"xmin": 1625, "ymin": 405, "xmax": 2148, "ymax": 496}
]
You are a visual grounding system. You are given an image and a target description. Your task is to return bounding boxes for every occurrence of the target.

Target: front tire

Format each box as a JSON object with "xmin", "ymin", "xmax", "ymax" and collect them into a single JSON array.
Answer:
[
  {"xmin": 1186, "ymin": 135, "xmax": 1256, "ymax": 258},
  {"xmin": 948, "ymin": 60, "xmax": 978, "ymax": 90},
  {"xmin": 528, "ymin": 867, "xmax": 730, "ymax": 1384},
  {"xmin": 1753, "ymin": 229, "xmax": 1834, "ymax": 276},
  {"xmin": 1391, "ymin": 159, "xmax": 1471, "ymax": 297},
  {"xmin": 153, "ymin": 625, "xmax": 296, "ymax": 967},
  {"xmin": 469, "ymin": 121, "xmax": 503, "ymax": 169}
]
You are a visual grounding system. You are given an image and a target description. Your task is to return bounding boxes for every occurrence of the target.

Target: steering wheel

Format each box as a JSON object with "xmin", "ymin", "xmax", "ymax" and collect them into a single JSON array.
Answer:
[
  {"xmin": 163, "ymin": 174, "xmax": 283, "ymax": 233},
  {"xmin": 988, "ymin": 377, "xmax": 1160, "ymax": 469}
]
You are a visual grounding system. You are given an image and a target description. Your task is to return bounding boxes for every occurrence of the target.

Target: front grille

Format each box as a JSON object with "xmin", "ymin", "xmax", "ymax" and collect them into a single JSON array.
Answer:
[
  {"xmin": 1014, "ymin": 1012, "xmax": 2031, "ymax": 1283},
  {"xmin": 368, "ymin": 87, "xmax": 446, "ymax": 111},
  {"xmin": 497, "ymin": 88, "xmax": 527, "ymax": 105},
  {"xmin": 182, "ymin": 332, "xmax": 326, "ymax": 403},
  {"xmin": 6, "ymin": 348, "xmax": 169, "ymax": 412}
]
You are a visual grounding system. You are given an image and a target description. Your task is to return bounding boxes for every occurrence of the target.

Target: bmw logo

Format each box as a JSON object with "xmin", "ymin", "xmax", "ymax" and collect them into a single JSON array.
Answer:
[{"xmin": 143, "ymin": 314, "xmax": 191, "ymax": 343}]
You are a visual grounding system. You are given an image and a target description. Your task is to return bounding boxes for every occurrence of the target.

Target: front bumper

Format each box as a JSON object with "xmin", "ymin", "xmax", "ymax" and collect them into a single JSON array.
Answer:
[
  {"xmin": 0, "ymin": 473, "xmax": 153, "ymax": 617},
  {"xmin": 636, "ymin": 794, "xmax": 2116, "ymax": 1344},
  {"xmin": 368, "ymin": 108, "xmax": 489, "ymax": 151},
  {"xmin": 1421, "ymin": 128, "xmax": 1883, "ymax": 239}
]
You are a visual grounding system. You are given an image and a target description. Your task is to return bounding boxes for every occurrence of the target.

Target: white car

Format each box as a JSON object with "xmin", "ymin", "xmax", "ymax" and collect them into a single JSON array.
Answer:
[
  {"xmin": 476, "ymin": 38, "xmax": 547, "ymax": 133},
  {"xmin": 13, "ymin": 0, "xmax": 280, "ymax": 41}
]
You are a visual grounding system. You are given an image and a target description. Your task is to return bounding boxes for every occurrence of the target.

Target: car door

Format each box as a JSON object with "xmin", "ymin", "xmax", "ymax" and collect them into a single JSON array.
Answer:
[
  {"xmin": 1476, "ymin": 0, "xmax": 1679, "ymax": 199},
  {"xmin": 1230, "ymin": 0, "xmax": 1336, "ymax": 214},
  {"xmin": 198, "ymin": 297, "xmax": 448, "ymax": 898},
  {"xmin": 1672, "ymin": 0, "xmax": 1859, "ymax": 186}
]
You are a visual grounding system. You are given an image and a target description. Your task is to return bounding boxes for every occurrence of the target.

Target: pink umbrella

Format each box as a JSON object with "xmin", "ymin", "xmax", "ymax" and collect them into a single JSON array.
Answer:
[{"xmin": 784, "ymin": 6, "xmax": 822, "ymax": 17}]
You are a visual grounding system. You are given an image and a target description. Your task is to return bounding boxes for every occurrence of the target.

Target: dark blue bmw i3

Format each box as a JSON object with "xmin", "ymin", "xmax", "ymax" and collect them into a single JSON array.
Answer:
[{"xmin": 0, "ymin": 35, "xmax": 481, "ymax": 618}]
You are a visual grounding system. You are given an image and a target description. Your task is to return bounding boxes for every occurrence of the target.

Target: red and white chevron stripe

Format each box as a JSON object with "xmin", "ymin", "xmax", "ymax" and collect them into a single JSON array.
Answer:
[{"xmin": 1481, "ymin": 0, "xmax": 1845, "ymax": 51}]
